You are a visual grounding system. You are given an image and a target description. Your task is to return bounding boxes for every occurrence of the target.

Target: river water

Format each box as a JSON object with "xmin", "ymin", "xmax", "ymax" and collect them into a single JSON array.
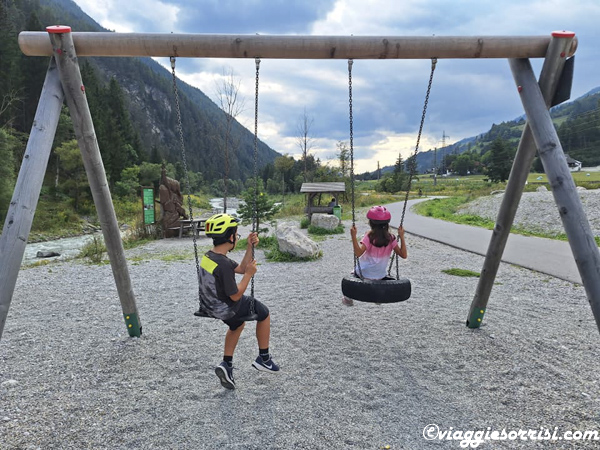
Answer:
[
  {"xmin": 22, "ymin": 233, "xmax": 101, "ymax": 266},
  {"xmin": 209, "ymin": 197, "xmax": 240, "ymax": 216}
]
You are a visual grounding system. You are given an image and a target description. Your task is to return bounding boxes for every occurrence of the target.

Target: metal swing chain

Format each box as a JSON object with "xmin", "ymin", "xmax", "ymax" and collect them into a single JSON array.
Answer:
[
  {"xmin": 250, "ymin": 57, "xmax": 261, "ymax": 299},
  {"xmin": 170, "ymin": 54, "xmax": 203, "ymax": 310},
  {"xmin": 348, "ymin": 59, "xmax": 363, "ymax": 279},
  {"xmin": 387, "ymin": 57, "xmax": 437, "ymax": 278}
]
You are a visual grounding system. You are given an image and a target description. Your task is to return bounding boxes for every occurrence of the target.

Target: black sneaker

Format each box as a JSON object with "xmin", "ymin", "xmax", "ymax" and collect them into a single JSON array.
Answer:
[
  {"xmin": 251, "ymin": 355, "xmax": 280, "ymax": 373},
  {"xmin": 215, "ymin": 361, "xmax": 235, "ymax": 389}
]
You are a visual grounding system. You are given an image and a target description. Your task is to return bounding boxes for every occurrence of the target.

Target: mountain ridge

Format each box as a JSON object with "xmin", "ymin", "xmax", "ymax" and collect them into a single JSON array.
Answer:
[
  {"xmin": 366, "ymin": 87, "xmax": 600, "ymax": 178},
  {"xmin": 35, "ymin": 0, "xmax": 281, "ymax": 181}
]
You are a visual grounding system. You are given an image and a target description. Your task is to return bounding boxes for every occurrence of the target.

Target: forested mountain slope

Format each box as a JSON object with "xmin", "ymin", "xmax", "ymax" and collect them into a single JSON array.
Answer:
[{"xmin": 0, "ymin": 0, "xmax": 279, "ymax": 181}]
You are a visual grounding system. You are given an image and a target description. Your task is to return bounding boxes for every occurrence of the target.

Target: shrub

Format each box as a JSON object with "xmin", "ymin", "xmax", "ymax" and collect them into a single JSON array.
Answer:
[
  {"xmin": 122, "ymin": 218, "xmax": 162, "ymax": 249},
  {"xmin": 308, "ymin": 224, "xmax": 345, "ymax": 235},
  {"xmin": 78, "ymin": 235, "xmax": 106, "ymax": 264}
]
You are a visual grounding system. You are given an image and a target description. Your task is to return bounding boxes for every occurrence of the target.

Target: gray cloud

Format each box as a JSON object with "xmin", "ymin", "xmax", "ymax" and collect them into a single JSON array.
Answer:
[
  {"xmin": 169, "ymin": 0, "xmax": 337, "ymax": 34},
  {"xmin": 73, "ymin": 0, "xmax": 600, "ymax": 171}
]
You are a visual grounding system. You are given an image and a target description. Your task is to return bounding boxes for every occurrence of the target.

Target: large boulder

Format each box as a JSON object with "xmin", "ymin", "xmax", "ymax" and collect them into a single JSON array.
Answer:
[
  {"xmin": 536, "ymin": 185, "xmax": 548, "ymax": 192},
  {"xmin": 275, "ymin": 223, "xmax": 320, "ymax": 258},
  {"xmin": 311, "ymin": 213, "xmax": 340, "ymax": 230},
  {"xmin": 36, "ymin": 251, "xmax": 61, "ymax": 258}
]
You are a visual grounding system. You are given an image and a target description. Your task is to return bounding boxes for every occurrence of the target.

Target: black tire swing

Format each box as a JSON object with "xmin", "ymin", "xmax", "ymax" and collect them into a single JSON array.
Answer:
[
  {"xmin": 170, "ymin": 54, "xmax": 263, "ymax": 321},
  {"xmin": 341, "ymin": 58, "xmax": 437, "ymax": 303}
]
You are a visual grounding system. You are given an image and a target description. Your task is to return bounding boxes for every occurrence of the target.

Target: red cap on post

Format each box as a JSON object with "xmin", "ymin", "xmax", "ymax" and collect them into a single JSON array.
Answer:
[
  {"xmin": 551, "ymin": 30, "xmax": 576, "ymax": 38},
  {"xmin": 46, "ymin": 25, "xmax": 72, "ymax": 34}
]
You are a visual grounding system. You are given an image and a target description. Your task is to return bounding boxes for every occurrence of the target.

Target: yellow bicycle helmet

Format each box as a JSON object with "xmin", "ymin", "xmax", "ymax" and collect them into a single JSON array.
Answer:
[{"xmin": 204, "ymin": 213, "xmax": 239, "ymax": 237}]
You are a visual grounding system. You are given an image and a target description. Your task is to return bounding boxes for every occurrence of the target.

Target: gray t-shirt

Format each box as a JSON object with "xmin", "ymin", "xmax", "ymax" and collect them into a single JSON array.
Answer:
[
  {"xmin": 207, "ymin": 251, "xmax": 239, "ymax": 302},
  {"xmin": 197, "ymin": 251, "xmax": 241, "ymax": 319}
]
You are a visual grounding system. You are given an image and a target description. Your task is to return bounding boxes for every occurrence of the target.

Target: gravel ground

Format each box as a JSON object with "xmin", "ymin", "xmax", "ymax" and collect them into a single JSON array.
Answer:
[
  {"xmin": 1, "ymin": 216, "xmax": 600, "ymax": 449},
  {"xmin": 457, "ymin": 189, "xmax": 600, "ymax": 237}
]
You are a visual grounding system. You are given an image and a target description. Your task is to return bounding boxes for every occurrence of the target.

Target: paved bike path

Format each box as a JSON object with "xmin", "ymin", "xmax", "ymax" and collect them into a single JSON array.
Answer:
[{"xmin": 385, "ymin": 199, "xmax": 583, "ymax": 284}]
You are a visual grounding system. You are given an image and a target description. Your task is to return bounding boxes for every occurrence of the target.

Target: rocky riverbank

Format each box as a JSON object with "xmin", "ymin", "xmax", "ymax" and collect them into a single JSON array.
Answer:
[{"xmin": 457, "ymin": 188, "xmax": 600, "ymax": 237}]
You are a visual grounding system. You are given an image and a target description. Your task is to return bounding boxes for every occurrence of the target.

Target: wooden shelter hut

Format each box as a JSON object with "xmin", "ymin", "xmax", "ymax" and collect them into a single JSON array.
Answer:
[{"xmin": 300, "ymin": 182, "xmax": 346, "ymax": 220}]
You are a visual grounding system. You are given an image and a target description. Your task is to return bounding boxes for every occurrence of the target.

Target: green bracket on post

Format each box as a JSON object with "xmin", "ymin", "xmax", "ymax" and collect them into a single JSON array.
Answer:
[
  {"xmin": 466, "ymin": 308, "xmax": 486, "ymax": 329},
  {"xmin": 124, "ymin": 313, "xmax": 142, "ymax": 337}
]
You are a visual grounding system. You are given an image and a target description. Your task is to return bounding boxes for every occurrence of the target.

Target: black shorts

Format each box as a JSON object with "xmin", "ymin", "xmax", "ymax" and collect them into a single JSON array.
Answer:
[{"xmin": 223, "ymin": 295, "xmax": 269, "ymax": 331}]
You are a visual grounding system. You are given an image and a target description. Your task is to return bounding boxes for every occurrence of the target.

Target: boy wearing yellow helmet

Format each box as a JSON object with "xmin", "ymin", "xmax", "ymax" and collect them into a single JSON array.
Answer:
[{"xmin": 202, "ymin": 213, "xmax": 279, "ymax": 390}]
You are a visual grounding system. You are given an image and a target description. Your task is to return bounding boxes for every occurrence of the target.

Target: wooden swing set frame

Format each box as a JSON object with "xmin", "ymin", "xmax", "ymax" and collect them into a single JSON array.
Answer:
[{"xmin": 1, "ymin": 27, "xmax": 599, "ymax": 341}]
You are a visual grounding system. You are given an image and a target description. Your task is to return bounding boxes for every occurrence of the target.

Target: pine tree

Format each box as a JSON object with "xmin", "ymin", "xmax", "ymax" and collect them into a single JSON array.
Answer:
[
  {"xmin": 392, "ymin": 154, "xmax": 409, "ymax": 192},
  {"xmin": 0, "ymin": 2, "xmax": 23, "ymax": 129},
  {"xmin": 237, "ymin": 178, "xmax": 280, "ymax": 233},
  {"xmin": 485, "ymin": 138, "xmax": 512, "ymax": 183},
  {"xmin": 0, "ymin": 129, "xmax": 17, "ymax": 221},
  {"xmin": 17, "ymin": 11, "xmax": 48, "ymax": 132},
  {"xmin": 54, "ymin": 139, "xmax": 90, "ymax": 211}
]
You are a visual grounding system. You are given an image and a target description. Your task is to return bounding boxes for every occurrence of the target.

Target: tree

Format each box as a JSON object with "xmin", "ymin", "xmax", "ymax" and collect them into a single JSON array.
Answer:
[
  {"xmin": 453, "ymin": 153, "xmax": 472, "ymax": 176},
  {"xmin": 78, "ymin": 65, "xmax": 139, "ymax": 187},
  {"xmin": 336, "ymin": 141, "xmax": 350, "ymax": 178},
  {"xmin": 0, "ymin": 1, "xmax": 22, "ymax": 130},
  {"xmin": 274, "ymin": 154, "xmax": 295, "ymax": 199},
  {"xmin": 114, "ymin": 165, "xmax": 141, "ymax": 199},
  {"xmin": 103, "ymin": 78, "xmax": 140, "ymax": 184},
  {"xmin": 532, "ymin": 156, "xmax": 544, "ymax": 173},
  {"xmin": 0, "ymin": 128, "xmax": 17, "ymax": 222},
  {"xmin": 54, "ymin": 139, "xmax": 90, "ymax": 211},
  {"xmin": 485, "ymin": 138, "xmax": 513, "ymax": 183},
  {"xmin": 296, "ymin": 108, "xmax": 314, "ymax": 181},
  {"xmin": 17, "ymin": 11, "xmax": 47, "ymax": 133},
  {"xmin": 405, "ymin": 154, "xmax": 418, "ymax": 175},
  {"xmin": 138, "ymin": 162, "xmax": 163, "ymax": 190},
  {"xmin": 213, "ymin": 68, "xmax": 245, "ymax": 213},
  {"xmin": 377, "ymin": 154, "xmax": 408, "ymax": 194},
  {"xmin": 237, "ymin": 178, "xmax": 281, "ymax": 233}
]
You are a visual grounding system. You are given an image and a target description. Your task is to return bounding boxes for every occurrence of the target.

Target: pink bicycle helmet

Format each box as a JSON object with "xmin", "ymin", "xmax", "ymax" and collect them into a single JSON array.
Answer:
[{"xmin": 367, "ymin": 205, "xmax": 391, "ymax": 222}]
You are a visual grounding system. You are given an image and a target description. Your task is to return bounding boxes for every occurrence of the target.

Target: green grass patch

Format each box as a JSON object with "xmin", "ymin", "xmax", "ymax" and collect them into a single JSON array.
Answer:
[
  {"xmin": 160, "ymin": 251, "xmax": 193, "ymax": 262},
  {"xmin": 265, "ymin": 246, "xmax": 322, "ymax": 262},
  {"xmin": 414, "ymin": 196, "xmax": 496, "ymax": 229},
  {"xmin": 411, "ymin": 175, "xmax": 505, "ymax": 197},
  {"xmin": 122, "ymin": 237, "xmax": 156, "ymax": 250},
  {"xmin": 128, "ymin": 256, "xmax": 145, "ymax": 265},
  {"xmin": 527, "ymin": 171, "xmax": 600, "ymax": 184},
  {"xmin": 442, "ymin": 268, "xmax": 481, "ymax": 277},
  {"xmin": 23, "ymin": 259, "xmax": 52, "ymax": 269},
  {"xmin": 414, "ymin": 196, "xmax": 600, "ymax": 247},
  {"xmin": 308, "ymin": 224, "xmax": 345, "ymax": 235}
]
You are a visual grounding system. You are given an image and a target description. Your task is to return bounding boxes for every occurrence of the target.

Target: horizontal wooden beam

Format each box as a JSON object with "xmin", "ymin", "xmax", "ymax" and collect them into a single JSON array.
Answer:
[{"xmin": 19, "ymin": 31, "xmax": 577, "ymax": 59}]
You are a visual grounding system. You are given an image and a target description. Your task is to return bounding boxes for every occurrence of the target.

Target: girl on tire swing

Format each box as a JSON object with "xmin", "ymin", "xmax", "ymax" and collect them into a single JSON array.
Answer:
[{"xmin": 343, "ymin": 206, "xmax": 408, "ymax": 306}]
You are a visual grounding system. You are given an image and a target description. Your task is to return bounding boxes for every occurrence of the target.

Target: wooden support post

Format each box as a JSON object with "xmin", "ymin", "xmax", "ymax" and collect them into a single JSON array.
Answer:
[
  {"xmin": 509, "ymin": 57, "xmax": 600, "ymax": 333},
  {"xmin": 0, "ymin": 59, "xmax": 63, "ymax": 341},
  {"xmin": 47, "ymin": 26, "xmax": 142, "ymax": 337},
  {"xmin": 467, "ymin": 32, "xmax": 575, "ymax": 328}
]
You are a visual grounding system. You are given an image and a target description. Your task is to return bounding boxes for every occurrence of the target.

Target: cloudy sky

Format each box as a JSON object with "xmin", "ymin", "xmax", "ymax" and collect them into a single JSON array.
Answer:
[{"xmin": 72, "ymin": 0, "xmax": 599, "ymax": 173}]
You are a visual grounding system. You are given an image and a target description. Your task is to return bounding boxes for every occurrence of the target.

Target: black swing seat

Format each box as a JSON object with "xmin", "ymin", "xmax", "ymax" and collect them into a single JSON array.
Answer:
[
  {"xmin": 341, "ymin": 275, "xmax": 411, "ymax": 303},
  {"xmin": 193, "ymin": 309, "xmax": 213, "ymax": 318},
  {"xmin": 193, "ymin": 308, "xmax": 259, "ymax": 322}
]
